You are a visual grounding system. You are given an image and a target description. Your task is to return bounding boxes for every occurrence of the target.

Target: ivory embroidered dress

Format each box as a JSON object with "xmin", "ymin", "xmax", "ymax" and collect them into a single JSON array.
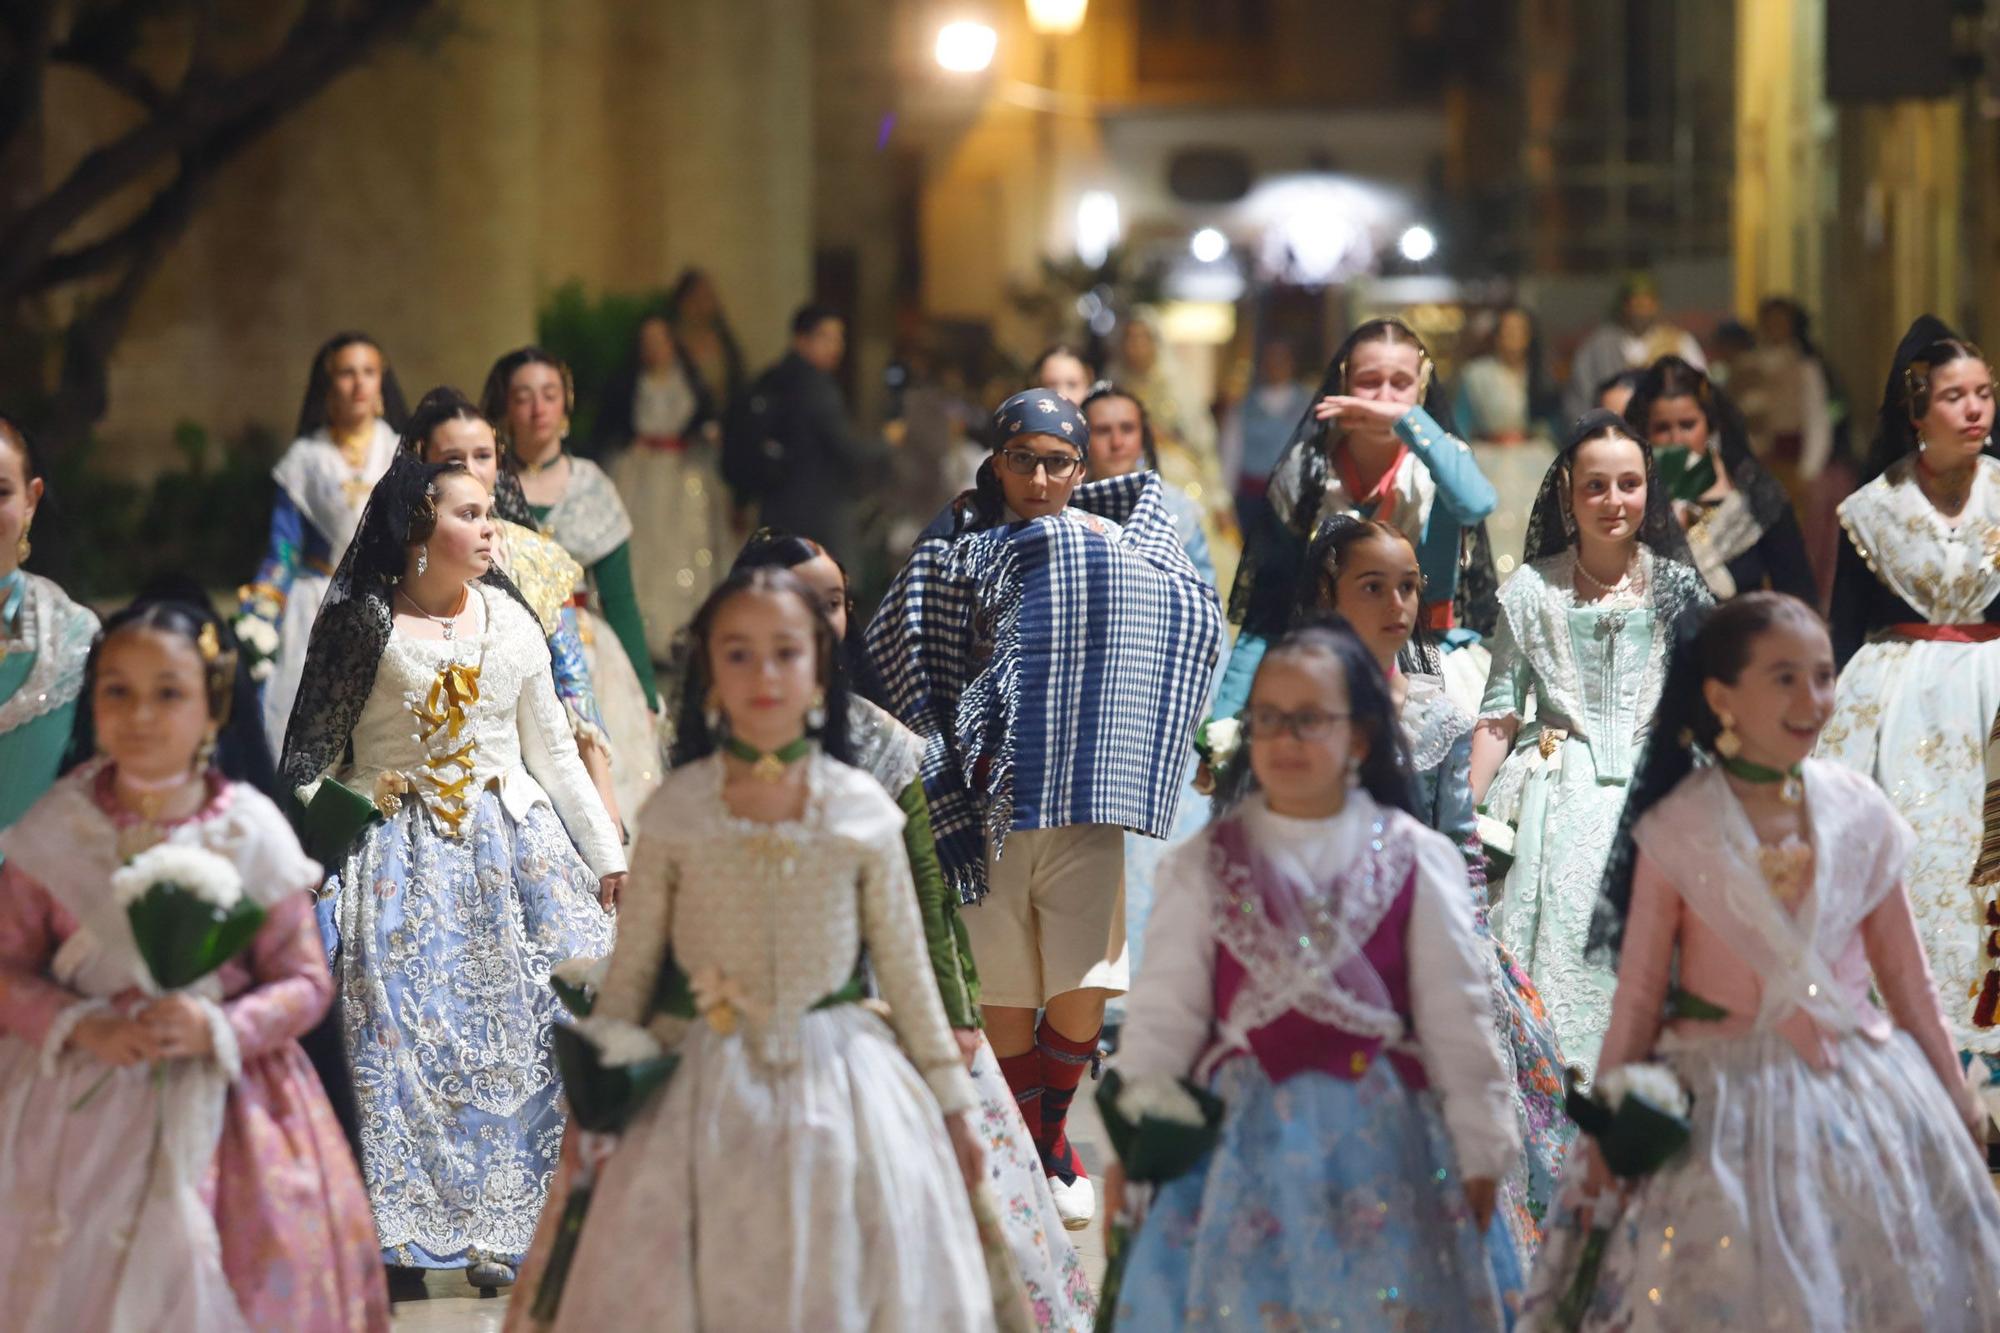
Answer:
[
  {"xmin": 0, "ymin": 767, "xmax": 388, "ymax": 1333},
  {"xmin": 524, "ymin": 753, "xmax": 995, "ymax": 1331},
  {"xmin": 307, "ymin": 585, "xmax": 621, "ymax": 1267},
  {"xmin": 1821, "ymin": 454, "xmax": 2000, "ymax": 1053},
  {"xmin": 245, "ymin": 419, "xmax": 399, "ymax": 762},
  {"xmin": 1479, "ymin": 549, "xmax": 1709, "ymax": 1075},
  {"xmin": 1109, "ymin": 793, "xmax": 1521, "ymax": 1331},
  {"xmin": 1521, "ymin": 762, "xmax": 2000, "ymax": 1330},
  {"xmin": 0, "ymin": 571, "xmax": 97, "ymax": 843},
  {"xmin": 1407, "ymin": 671, "xmax": 1573, "ymax": 1267},
  {"xmin": 530, "ymin": 456, "xmax": 663, "ymax": 824}
]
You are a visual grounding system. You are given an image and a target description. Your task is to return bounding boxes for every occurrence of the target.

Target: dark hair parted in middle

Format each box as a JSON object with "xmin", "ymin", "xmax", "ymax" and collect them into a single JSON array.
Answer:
[{"xmin": 669, "ymin": 565, "xmax": 856, "ymax": 768}]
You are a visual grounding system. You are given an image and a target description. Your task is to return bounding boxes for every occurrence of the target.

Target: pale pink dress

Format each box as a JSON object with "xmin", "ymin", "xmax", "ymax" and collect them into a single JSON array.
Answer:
[{"xmin": 0, "ymin": 766, "xmax": 389, "ymax": 1333}]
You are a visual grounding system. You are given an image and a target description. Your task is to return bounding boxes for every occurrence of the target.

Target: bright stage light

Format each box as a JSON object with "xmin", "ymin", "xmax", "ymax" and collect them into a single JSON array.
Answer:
[
  {"xmin": 1398, "ymin": 224, "xmax": 1437, "ymax": 263},
  {"xmin": 1190, "ymin": 227, "xmax": 1229, "ymax": 263},
  {"xmin": 936, "ymin": 21, "xmax": 998, "ymax": 74}
]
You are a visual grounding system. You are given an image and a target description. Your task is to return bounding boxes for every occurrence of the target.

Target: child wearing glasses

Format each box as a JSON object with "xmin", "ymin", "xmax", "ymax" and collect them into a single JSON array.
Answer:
[
  {"xmin": 1303, "ymin": 514, "xmax": 1573, "ymax": 1274},
  {"xmin": 1104, "ymin": 619, "xmax": 1519, "ymax": 1330},
  {"xmin": 868, "ymin": 390, "xmax": 1225, "ymax": 1230}
]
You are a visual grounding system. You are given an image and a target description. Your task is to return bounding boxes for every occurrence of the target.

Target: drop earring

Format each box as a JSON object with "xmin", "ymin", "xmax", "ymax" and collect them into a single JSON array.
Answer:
[
  {"xmin": 416, "ymin": 545, "xmax": 428, "ymax": 577},
  {"xmin": 14, "ymin": 517, "xmax": 29, "ymax": 565},
  {"xmin": 194, "ymin": 726, "xmax": 219, "ymax": 773},
  {"xmin": 704, "ymin": 689, "xmax": 724, "ymax": 737},
  {"xmin": 806, "ymin": 689, "xmax": 827, "ymax": 731},
  {"xmin": 1714, "ymin": 712, "xmax": 1743, "ymax": 760}
]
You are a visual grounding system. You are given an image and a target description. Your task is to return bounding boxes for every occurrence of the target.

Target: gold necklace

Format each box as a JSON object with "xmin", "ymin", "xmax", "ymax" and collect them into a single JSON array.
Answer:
[{"xmin": 112, "ymin": 770, "xmax": 204, "ymax": 860}]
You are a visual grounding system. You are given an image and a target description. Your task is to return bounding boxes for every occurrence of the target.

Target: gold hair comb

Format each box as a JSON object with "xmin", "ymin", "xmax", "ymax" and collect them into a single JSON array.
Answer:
[{"xmin": 197, "ymin": 622, "xmax": 221, "ymax": 662}]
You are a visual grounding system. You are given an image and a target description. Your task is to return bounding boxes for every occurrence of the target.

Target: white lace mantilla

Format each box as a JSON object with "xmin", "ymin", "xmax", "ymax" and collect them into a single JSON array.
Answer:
[
  {"xmin": 538, "ymin": 456, "xmax": 634, "ymax": 573},
  {"xmin": 269, "ymin": 419, "xmax": 399, "ymax": 559},
  {"xmin": 1837, "ymin": 454, "xmax": 2000, "ymax": 624},
  {"xmin": 1402, "ymin": 673, "xmax": 1473, "ymax": 773},
  {"xmin": 847, "ymin": 696, "xmax": 923, "ymax": 795},
  {"xmin": 0, "ymin": 573, "xmax": 98, "ymax": 736},
  {"xmin": 1204, "ymin": 814, "xmax": 1416, "ymax": 1049},
  {"xmin": 329, "ymin": 584, "xmax": 623, "ymax": 876}
]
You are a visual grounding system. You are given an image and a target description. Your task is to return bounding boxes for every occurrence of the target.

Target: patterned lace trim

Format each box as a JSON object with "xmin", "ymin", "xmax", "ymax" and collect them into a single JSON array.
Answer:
[
  {"xmin": 0, "ymin": 576, "xmax": 96, "ymax": 736},
  {"xmin": 1207, "ymin": 817, "xmax": 1412, "ymax": 1043}
]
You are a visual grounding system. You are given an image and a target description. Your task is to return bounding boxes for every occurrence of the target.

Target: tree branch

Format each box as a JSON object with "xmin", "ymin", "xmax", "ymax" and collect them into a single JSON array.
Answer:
[
  {"xmin": 49, "ymin": 39, "xmax": 169, "ymax": 110},
  {"xmin": 0, "ymin": 0, "xmax": 434, "ymax": 305}
]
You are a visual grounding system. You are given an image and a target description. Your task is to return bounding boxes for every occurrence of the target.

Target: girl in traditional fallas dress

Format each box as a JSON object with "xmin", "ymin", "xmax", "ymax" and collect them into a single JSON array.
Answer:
[
  {"xmin": 520, "ymin": 565, "xmax": 997, "ymax": 1330},
  {"xmin": 1107, "ymin": 619, "xmax": 1521, "ymax": 1331},
  {"xmin": 0, "ymin": 600, "xmax": 387, "ymax": 1331},
  {"xmin": 1521, "ymin": 592, "xmax": 2000, "ymax": 1329},
  {"xmin": 1297, "ymin": 513, "xmax": 1573, "ymax": 1270}
]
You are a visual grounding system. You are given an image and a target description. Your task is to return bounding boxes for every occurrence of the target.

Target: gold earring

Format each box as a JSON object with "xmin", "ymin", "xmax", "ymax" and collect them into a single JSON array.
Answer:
[
  {"xmin": 1714, "ymin": 712, "xmax": 1742, "ymax": 760},
  {"xmin": 194, "ymin": 726, "xmax": 219, "ymax": 773},
  {"xmin": 15, "ymin": 517, "xmax": 29, "ymax": 565}
]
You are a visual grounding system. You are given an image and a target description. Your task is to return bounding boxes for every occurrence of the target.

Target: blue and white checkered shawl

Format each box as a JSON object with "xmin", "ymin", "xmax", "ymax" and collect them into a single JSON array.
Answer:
[{"xmin": 865, "ymin": 472, "xmax": 1224, "ymax": 904}]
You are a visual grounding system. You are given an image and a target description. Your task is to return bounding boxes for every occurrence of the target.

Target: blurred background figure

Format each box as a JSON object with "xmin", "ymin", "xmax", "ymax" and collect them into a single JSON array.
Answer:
[
  {"xmin": 1456, "ymin": 305, "xmax": 1560, "ymax": 574},
  {"xmin": 1564, "ymin": 275, "xmax": 1707, "ymax": 421},
  {"xmin": 1218, "ymin": 338, "xmax": 1311, "ymax": 567}
]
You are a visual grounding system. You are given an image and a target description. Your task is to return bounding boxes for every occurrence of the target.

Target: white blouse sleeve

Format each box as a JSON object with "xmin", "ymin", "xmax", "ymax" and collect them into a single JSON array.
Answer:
[
  {"xmin": 519, "ymin": 634, "xmax": 627, "ymax": 878},
  {"xmin": 1406, "ymin": 828, "xmax": 1519, "ymax": 1181},
  {"xmin": 1111, "ymin": 835, "xmax": 1216, "ymax": 1084}
]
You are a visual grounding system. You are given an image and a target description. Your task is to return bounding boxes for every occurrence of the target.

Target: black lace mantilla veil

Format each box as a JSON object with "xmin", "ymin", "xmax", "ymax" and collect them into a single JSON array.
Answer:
[
  {"xmin": 1862, "ymin": 313, "xmax": 1973, "ymax": 482},
  {"xmin": 276, "ymin": 452, "xmax": 537, "ymax": 804},
  {"xmin": 1521, "ymin": 408, "xmax": 1700, "ymax": 570},
  {"xmin": 1623, "ymin": 357, "xmax": 1794, "ymax": 538},
  {"xmin": 1230, "ymin": 325, "xmax": 1501, "ymax": 641}
]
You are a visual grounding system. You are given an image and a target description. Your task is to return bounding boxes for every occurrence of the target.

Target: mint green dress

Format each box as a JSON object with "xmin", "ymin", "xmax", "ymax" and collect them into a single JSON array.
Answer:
[
  {"xmin": 0, "ymin": 573, "xmax": 99, "ymax": 849},
  {"xmin": 1476, "ymin": 549, "xmax": 1708, "ymax": 1075}
]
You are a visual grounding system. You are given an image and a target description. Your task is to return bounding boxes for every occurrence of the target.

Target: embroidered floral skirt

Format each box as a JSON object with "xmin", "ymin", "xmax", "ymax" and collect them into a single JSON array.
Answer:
[
  {"xmin": 1112, "ymin": 1056, "xmax": 1518, "ymax": 1332},
  {"xmin": 316, "ymin": 790, "xmax": 614, "ymax": 1266},
  {"xmin": 1520, "ymin": 1029, "xmax": 2000, "ymax": 1331},
  {"xmin": 968, "ymin": 1037, "xmax": 1097, "ymax": 1331},
  {"xmin": 1488, "ymin": 935, "xmax": 1575, "ymax": 1273},
  {"xmin": 526, "ymin": 1006, "xmax": 996, "ymax": 1331}
]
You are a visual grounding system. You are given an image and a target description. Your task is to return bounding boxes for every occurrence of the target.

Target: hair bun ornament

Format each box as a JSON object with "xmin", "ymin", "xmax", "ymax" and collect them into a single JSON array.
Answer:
[{"xmin": 197, "ymin": 622, "xmax": 221, "ymax": 662}]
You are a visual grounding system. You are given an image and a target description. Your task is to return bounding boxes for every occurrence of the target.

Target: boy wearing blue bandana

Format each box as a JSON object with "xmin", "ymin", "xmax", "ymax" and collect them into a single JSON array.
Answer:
[{"xmin": 867, "ymin": 390, "xmax": 1225, "ymax": 1228}]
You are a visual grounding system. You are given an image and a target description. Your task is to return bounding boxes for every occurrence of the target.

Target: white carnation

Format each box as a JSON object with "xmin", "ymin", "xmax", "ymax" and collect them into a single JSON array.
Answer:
[
  {"xmin": 573, "ymin": 1016, "xmax": 663, "ymax": 1068},
  {"xmin": 1596, "ymin": 1062, "xmax": 1689, "ymax": 1118},
  {"xmin": 1115, "ymin": 1073, "xmax": 1206, "ymax": 1128},
  {"xmin": 112, "ymin": 843, "xmax": 243, "ymax": 911},
  {"xmin": 235, "ymin": 617, "xmax": 280, "ymax": 655},
  {"xmin": 250, "ymin": 659, "xmax": 275, "ymax": 682},
  {"xmin": 1204, "ymin": 717, "xmax": 1242, "ymax": 766}
]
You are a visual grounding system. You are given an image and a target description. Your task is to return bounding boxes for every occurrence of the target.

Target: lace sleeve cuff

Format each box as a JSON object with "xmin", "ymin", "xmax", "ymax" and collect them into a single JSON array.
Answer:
[
  {"xmin": 195, "ymin": 994, "xmax": 243, "ymax": 1082},
  {"xmin": 39, "ymin": 998, "xmax": 110, "ymax": 1078}
]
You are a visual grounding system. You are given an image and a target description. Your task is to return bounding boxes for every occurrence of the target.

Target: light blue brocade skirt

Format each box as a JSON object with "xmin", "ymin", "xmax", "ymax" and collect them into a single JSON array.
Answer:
[{"xmin": 1114, "ymin": 1056, "xmax": 1519, "ymax": 1331}]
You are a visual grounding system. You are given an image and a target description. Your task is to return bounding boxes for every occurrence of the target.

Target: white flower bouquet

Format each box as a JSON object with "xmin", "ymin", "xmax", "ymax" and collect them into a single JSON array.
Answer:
[
  {"xmin": 74, "ymin": 844, "xmax": 263, "ymax": 1110},
  {"xmin": 1555, "ymin": 1061, "xmax": 1695, "ymax": 1329},
  {"xmin": 230, "ymin": 610, "xmax": 281, "ymax": 683},
  {"xmin": 1193, "ymin": 716, "xmax": 1243, "ymax": 773},
  {"xmin": 111, "ymin": 844, "xmax": 264, "ymax": 992}
]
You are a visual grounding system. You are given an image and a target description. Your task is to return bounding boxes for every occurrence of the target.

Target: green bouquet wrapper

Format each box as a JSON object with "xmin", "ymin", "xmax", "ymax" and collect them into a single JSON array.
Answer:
[
  {"xmin": 297, "ymin": 778, "xmax": 381, "ymax": 869},
  {"xmin": 1091, "ymin": 1068, "xmax": 1226, "ymax": 1332},
  {"xmin": 1653, "ymin": 445, "xmax": 1718, "ymax": 506}
]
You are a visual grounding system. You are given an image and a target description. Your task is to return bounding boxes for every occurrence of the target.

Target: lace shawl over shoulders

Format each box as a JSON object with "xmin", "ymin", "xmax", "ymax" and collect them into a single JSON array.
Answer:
[
  {"xmin": 0, "ymin": 573, "xmax": 99, "ymax": 736},
  {"xmin": 541, "ymin": 457, "xmax": 633, "ymax": 568}
]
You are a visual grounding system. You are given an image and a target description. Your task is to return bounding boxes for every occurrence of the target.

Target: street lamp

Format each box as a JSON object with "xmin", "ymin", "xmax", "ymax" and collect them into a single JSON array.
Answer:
[
  {"xmin": 1025, "ymin": 0, "xmax": 1088, "ymax": 36},
  {"xmin": 935, "ymin": 21, "xmax": 998, "ymax": 73}
]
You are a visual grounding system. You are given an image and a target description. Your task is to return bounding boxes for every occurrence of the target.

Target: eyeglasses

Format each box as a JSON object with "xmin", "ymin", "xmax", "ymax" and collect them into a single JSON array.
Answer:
[
  {"xmin": 1245, "ymin": 706, "xmax": 1352, "ymax": 742},
  {"xmin": 997, "ymin": 448, "xmax": 1084, "ymax": 479}
]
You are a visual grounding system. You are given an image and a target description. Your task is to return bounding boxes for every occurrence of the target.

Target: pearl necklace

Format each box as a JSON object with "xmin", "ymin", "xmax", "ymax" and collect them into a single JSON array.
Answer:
[{"xmin": 1574, "ymin": 552, "xmax": 1642, "ymax": 599}]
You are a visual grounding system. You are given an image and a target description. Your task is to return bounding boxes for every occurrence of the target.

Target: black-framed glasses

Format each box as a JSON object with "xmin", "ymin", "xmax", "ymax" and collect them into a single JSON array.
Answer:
[
  {"xmin": 1245, "ymin": 706, "xmax": 1352, "ymax": 742},
  {"xmin": 997, "ymin": 448, "xmax": 1084, "ymax": 479}
]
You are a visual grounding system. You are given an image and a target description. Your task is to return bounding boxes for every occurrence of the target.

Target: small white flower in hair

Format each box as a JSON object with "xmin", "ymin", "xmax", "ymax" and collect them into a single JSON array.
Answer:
[{"xmin": 1037, "ymin": 398, "xmax": 1057, "ymax": 413}]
